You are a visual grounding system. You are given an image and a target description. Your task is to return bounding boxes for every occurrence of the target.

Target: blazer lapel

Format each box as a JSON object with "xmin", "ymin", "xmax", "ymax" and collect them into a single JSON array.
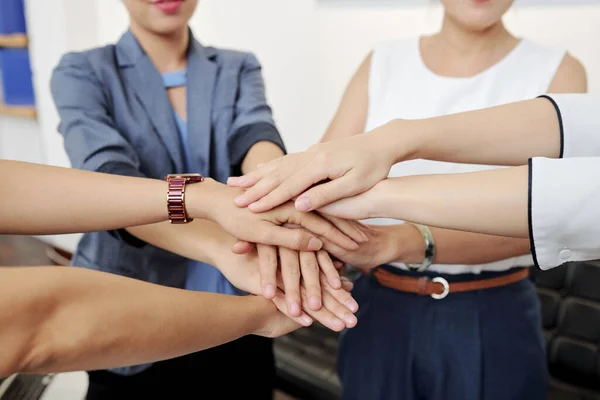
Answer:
[
  {"xmin": 116, "ymin": 31, "xmax": 185, "ymax": 173},
  {"xmin": 186, "ymin": 37, "xmax": 217, "ymax": 176}
]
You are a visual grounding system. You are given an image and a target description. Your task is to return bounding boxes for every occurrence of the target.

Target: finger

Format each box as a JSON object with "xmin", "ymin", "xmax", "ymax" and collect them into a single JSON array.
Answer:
[
  {"xmin": 257, "ymin": 245, "xmax": 278, "ymax": 299},
  {"xmin": 227, "ymin": 166, "xmax": 270, "ymax": 189},
  {"xmin": 234, "ymin": 174, "xmax": 281, "ymax": 208},
  {"xmin": 279, "ymin": 248, "xmax": 302, "ymax": 317},
  {"xmin": 248, "ymin": 163, "xmax": 330, "ymax": 213},
  {"xmin": 257, "ymin": 224, "xmax": 323, "ymax": 251},
  {"xmin": 300, "ymin": 294, "xmax": 346, "ymax": 332},
  {"xmin": 231, "ymin": 240, "xmax": 254, "ymax": 254},
  {"xmin": 341, "ymin": 277, "xmax": 354, "ymax": 291},
  {"xmin": 292, "ymin": 211, "xmax": 359, "ymax": 251},
  {"xmin": 321, "ymin": 273, "xmax": 359, "ymax": 313},
  {"xmin": 272, "ymin": 290, "xmax": 313, "ymax": 327},
  {"xmin": 316, "ymin": 250, "xmax": 342, "ymax": 289},
  {"xmin": 321, "ymin": 290, "xmax": 358, "ymax": 329},
  {"xmin": 299, "ymin": 251, "xmax": 322, "ymax": 311},
  {"xmin": 295, "ymin": 173, "xmax": 366, "ymax": 212},
  {"xmin": 319, "ymin": 213, "xmax": 369, "ymax": 244}
]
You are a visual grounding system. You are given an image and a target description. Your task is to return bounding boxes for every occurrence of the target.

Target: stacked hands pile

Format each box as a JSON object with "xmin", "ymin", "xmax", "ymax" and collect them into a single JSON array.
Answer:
[{"xmin": 218, "ymin": 134, "xmax": 402, "ymax": 334}]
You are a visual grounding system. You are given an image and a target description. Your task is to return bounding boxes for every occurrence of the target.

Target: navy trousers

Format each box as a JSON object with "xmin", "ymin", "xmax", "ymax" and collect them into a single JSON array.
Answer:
[{"xmin": 338, "ymin": 267, "xmax": 548, "ymax": 400}]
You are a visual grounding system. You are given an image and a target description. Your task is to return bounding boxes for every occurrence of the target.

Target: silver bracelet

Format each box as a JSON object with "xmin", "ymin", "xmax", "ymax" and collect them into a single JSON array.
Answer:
[{"xmin": 405, "ymin": 224, "xmax": 436, "ymax": 272}]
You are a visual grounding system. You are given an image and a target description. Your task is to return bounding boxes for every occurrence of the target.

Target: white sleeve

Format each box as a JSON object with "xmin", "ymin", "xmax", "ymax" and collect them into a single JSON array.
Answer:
[
  {"xmin": 529, "ymin": 157, "xmax": 600, "ymax": 270},
  {"xmin": 540, "ymin": 94, "xmax": 600, "ymax": 158}
]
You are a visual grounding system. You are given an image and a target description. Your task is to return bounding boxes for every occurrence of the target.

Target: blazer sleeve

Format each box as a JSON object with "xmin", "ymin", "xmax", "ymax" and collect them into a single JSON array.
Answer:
[
  {"xmin": 51, "ymin": 53, "xmax": 147, "ymax": 247},
  {"xmin": 228, "ymin": 53, "xmax": 286, "ymax": 168},
  {"xmin": 529, "ymin": 157, "xmax": 600, "ymax": 270},
  {"xmin": 51, "ymin": 53, "xmax": 145, "ymax": 178},
  {"xmin": 540, "ymin": 94, "xmax": 600, "ymax": 158}
]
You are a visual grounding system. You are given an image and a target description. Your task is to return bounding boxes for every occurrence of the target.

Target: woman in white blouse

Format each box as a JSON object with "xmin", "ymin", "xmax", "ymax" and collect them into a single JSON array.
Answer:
[{"xmin": 232, "ymin": 0, "xmax": 586, "ymax": 398}]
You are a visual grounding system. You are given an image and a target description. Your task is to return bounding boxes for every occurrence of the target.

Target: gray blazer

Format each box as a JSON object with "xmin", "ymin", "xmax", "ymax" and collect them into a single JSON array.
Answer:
[{"xmin": 50, "ymin": 30, "xmax": 284, "ymax": 304}]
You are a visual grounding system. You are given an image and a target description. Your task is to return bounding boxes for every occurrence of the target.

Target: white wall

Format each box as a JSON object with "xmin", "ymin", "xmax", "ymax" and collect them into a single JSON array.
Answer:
[
  {"xmin": 95, "ymin": 0, "xmax": 600, "ymax": 152},
  {"xmin": 3, "ymin": 0, "xmax": 599, "ymax": 252}
]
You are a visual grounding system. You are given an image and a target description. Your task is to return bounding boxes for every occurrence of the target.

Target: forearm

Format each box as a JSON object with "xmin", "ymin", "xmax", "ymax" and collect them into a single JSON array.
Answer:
[
  {"xmin": 373, "ymin": 166, "xmax": 530, "ymax": 238},
  {"xmin": 381, "ymin": 97, "xmax": 560, "ymax": 166},
  {"xmin": 428, "ymin": 229, "xmax": 530, "ymax": 264},
  {"xmin": 0, "ymin": 161, "xmax": 167, "ymax": 234},
  {"xmin": 126, "ymin": 219, "xmax": 235, "ymax": 267},
  {"xmin": 241, "ymin": 141, "xmax": 285, "ymax": 174},
  {"xmin": 0, "ymin": 267, "xmax": 269, "ymax": 376}
]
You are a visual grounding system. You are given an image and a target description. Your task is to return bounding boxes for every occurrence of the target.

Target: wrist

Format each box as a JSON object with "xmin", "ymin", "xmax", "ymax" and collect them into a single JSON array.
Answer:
[
  {"xmin": 384, "ymin": 119, "xmax": 429, "ymax": 164},
  {"xmin": 246, "ymin": 296, "xmax": 278, "ymax": 336},
  {"xmin": 387, "ymin": 224, "xmax": 426, "ymax": 264},
  {"xmin": 185, "ymin": 178, "xmax": 229, "ymax": 220}
]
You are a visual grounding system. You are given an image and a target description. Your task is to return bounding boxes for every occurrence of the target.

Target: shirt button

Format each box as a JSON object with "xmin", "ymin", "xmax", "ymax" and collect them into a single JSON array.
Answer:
[{"xmin": 559, "ymin": 249, "xmax": 572, "ymax": 260}]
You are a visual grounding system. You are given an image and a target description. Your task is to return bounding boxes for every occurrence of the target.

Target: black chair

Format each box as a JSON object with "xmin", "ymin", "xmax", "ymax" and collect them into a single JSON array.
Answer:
[{"xmin": 532, "ymin": 261, "xmax": 600, "ymax": 400}]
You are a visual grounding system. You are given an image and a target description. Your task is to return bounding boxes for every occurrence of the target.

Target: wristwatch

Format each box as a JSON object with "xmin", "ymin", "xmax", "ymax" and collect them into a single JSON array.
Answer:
[{"xmin": 164, "ymin": 173, "xmax": 204, "ymax": 224}]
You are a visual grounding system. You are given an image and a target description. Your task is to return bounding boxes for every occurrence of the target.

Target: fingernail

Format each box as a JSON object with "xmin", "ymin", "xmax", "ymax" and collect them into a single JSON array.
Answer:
[
  {"xmin": 257, "ymin": 163, "xmax": 266, "ymax": 168},
  {"xmin": 308, "ymin": 238, "xmax": 323, "ymax": 251},
  {"xmin": 344, "ymin": 313, "xmax": 358, "ymax": 327},
  {"xmin": 289, "ymin": 302, "xmax": 300, "ymax": 316},
  {"xmin": 300, "ymin": 315, "xmax": 313, "ymax": 326},
  {"xmin": 309, "ymin": 296, "xmax": 321, "ymax": 310},
  {"xmin": 227, "ymin": 177, "xmax": 238, "ymax": 185},
  {"xmin": 295, "ymin": 197, "xmax": 311, "ymax": 212},
  {"xmin": 263, "ymin": 284, "xmax": 275, "ymax": 298},
  {"xmin": 345, "ymin": 299, "xmax": 359, "ymax": 313}
]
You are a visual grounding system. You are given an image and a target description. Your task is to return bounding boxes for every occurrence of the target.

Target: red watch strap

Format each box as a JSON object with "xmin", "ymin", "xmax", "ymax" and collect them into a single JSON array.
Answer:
[{"xmin": 167, "ymin": 178, "xmax": 188, "ymax": 224}]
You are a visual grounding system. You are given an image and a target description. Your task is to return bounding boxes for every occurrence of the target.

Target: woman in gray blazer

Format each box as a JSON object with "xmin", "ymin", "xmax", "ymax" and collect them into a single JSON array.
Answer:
[{"xmin": 50, "ymin": 0, "xmax": 359, "ymax": 398}]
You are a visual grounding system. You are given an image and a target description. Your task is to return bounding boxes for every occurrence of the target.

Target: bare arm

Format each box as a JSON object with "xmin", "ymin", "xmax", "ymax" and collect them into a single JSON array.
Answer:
[
  {"xmin": 547, "ymin": 53, "xmax": 587, "ymax": 94},
  {"xmin": 0, "ymin": 161, "xmax": 168, "ymax": 235},
  {"xmin": 321, "ymin": 53, "xmax": 371, "ymax": 142},
  {"xmin": 321, "ymin": 166, "xmax": 530, "ymax": 238},
  {"xmin": 0, "ymin": 266, "xmax": 295, "ymax": 377},
  {"xmin": 320, "ymin": 52, "xmax": 530, "ymax": 266}
]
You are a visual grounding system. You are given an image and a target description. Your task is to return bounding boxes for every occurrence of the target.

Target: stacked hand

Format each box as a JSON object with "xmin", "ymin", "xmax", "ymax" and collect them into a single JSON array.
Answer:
[
  {"xmin": 187, "ymin": 180, "xmax": 363, "ymax": 331},
  {"xmin": 214, "ymin": 245, "xmax": 358, "ymax": 332}
]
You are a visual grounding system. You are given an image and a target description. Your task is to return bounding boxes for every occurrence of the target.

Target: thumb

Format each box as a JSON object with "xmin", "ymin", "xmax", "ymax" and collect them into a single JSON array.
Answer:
[
  {"xmin": 295, "ymin": 175, "xmax": 359, "ymax": 212},
  {"xmin": 231, "ymin": 241, "xmax": 255, "ymax": 254}
]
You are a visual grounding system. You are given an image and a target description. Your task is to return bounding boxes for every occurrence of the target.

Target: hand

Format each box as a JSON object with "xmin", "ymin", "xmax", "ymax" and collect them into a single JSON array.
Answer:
[
  {"xmin": 214, "ymin": 248, "xmax": 358, "ymax": 332},
  {"xmin": 241, "ymin": 216, "xmax": 365, "ymax": 305},
  {"xmin": 321, "ymin": 222, "xmax": 425, "ymax": 270},
  {"xmin": 251, "ymin": 296, "xmax": 302, "ymax": 338},
  {"xmin": 317, "ymin": 179, "xmax": 391, "ymax": 221},
  {"xmin": 227, "ymin": 129, "xmax": 396, "ymax": 213},
  {"xmin": 190, "ymin": 179, "xmax": 366, "ymax": 251}
]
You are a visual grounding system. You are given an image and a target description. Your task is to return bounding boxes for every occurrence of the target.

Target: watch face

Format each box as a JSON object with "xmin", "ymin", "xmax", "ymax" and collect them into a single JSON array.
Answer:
[{"xmin": 165, "ymin": 173, "xmax": 204, "ymax": 182}]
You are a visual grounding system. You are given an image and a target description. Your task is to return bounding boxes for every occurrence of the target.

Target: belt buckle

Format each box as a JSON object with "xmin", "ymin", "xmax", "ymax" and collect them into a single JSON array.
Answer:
[{"xmin": 431, "ymin": 277, "xmax": 449, "ymax": 300}]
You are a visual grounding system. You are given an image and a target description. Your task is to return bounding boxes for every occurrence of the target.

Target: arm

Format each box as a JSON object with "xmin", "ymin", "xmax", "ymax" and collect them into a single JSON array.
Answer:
[
  {"xmin": 320, "ymin": 51, "xmax": 530, "ymax": 266},
  {"xmin": 127, "ymin": 220, "xmax": 358, "ymax": 332},
  {"xmin": 322, "ymin": 223, "xmax": 529, "ymax": 270},
  {"xmin": 230, "ymin": 53, "xmax": 286, "ymax": 175},
  {"xmin": 230, "ymin": 94, "xmax": 600, "ymax": 212},
  {"xmin": 0, "ymin": 266, "xmax": 296, "ymax": 377},
  {"xmin": 320, "ymin": 157, "xmax": 600, "ymax": 269},
  {"xmin": 547, "ymin": 53, "xmax": 587, "ymax": 94},
  {"xmin": 49, "ymin": 55, "xmax": 355, "ymax": 251},
  {"xmin": 321, "ymin": 52, "xmax": 371, "ymax": 142}
]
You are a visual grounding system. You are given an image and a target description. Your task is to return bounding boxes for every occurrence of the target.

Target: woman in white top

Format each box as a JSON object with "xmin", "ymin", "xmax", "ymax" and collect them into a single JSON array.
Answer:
[
  {"xmin": 319, "ymin": 1, "xmax": 585, "ymax": 399},
  {"xmin": 276, "ymin": 1, "xmax": 585, "ymax": 399}
]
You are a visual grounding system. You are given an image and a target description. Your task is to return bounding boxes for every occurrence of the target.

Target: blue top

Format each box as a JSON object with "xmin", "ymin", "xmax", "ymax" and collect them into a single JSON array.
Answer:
[{"xmin": 162, "ymin": 69, "xmax": 240, "ymax": 296}]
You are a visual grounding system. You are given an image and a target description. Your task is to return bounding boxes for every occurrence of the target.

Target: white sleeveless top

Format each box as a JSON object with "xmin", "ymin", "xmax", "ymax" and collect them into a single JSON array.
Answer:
[{"xmin": 366, "ymin": 37, "xmax": 566, "ymax": 274}]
